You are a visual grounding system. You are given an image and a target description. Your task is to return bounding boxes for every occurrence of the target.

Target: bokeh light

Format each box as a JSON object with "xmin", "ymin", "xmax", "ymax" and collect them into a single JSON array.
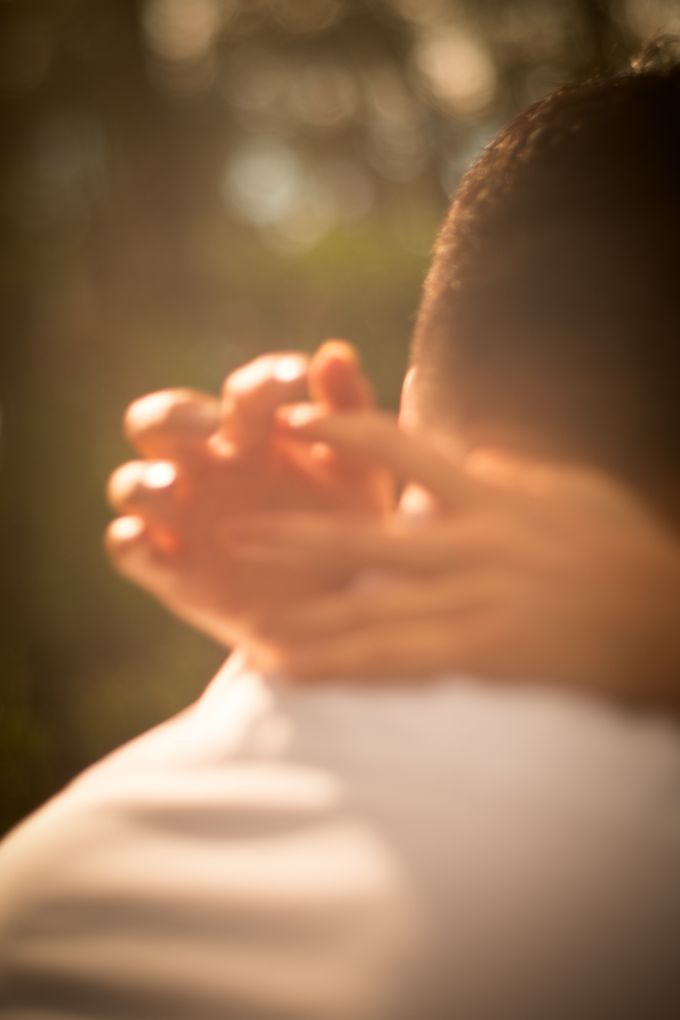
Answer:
[
  {"xmin": 415, "ymin": 26, "xmax": 497, "ymax": 115},
  {"xmin": 143, "ymin": 0, "xmax": 229, "ymax": 97},
  {"xmin": 2, "ymin": 0, "xmax": 676, "ymax": 832},
  {"xmin": 624, "ymin": 0, "xmax": 680, "ymax": 36}
]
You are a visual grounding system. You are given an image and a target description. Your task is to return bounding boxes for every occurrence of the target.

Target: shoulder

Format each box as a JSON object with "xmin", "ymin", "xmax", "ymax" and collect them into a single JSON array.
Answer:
[{"xmin": 0, "ymin": 659, "xmax": 416, "ymax": 1019}]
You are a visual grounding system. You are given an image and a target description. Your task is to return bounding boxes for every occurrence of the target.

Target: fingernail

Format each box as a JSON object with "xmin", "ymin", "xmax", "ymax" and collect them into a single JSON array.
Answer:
[
  {"xmin": 273, "ymin": 355, "xmax": 307, "ymax": 384},
  {"xmin": 318, "ymin": 339, "xmax": 359, "ymax": 365},
  {"xmin": 145, "ymin": 461, "xmax": 177, "ymax": 489}
]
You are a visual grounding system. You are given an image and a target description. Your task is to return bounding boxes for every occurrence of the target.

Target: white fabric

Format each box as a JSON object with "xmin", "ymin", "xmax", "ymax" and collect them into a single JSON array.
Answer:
[{"xmin": 1, "ymin": 657, "xmax": 680, "ymax": 1019}]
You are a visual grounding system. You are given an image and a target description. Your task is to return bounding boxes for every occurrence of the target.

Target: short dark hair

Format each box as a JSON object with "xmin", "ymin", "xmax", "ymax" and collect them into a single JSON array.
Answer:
[{"xmin": 412, "ymin": 44, "xmax": 680, "ymax": 493}]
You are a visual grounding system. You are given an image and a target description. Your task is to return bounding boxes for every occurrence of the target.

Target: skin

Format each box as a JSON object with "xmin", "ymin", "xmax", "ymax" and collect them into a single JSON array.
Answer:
[
  {"xmin": 106, "ymin": 347, "xmax": 680, "ymax": 710},
  {"xmin": 231, "ymin": 410, "xmax": 680, "ymax": 709},
  {"xmin": 106, "ymin": 342, "xmax": 391, "ymax": 647}
]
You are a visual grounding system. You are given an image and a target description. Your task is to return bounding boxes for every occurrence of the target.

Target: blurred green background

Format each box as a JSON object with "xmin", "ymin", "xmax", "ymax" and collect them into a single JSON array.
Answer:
[{"xmin": 2, "ymin": 0, "xmax": 677, "ymax": 832}]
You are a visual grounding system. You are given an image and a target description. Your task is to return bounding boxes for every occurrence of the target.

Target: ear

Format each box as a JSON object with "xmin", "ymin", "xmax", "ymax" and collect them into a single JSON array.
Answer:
[
  {"xmin": 397, "ymin": 367, "xmax": 438, "ymax": 518},
  {"xmin": 399, "ymin": 365, "xmax": 464, "ymax": 454},
  {"xmin": 398, "ymin": 366, "xmax": 419, "ymax": 430}
]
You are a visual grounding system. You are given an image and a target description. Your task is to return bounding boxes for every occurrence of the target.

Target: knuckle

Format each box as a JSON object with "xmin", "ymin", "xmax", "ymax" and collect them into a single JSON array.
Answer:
[
  {"xmin": 223, "ymin": 354, "xmax": 307, "ymax": 406},
  {"xmin": 163, "ymin": 391, "xmax": 216, "ymax": 434},
  {"xmin": 107, "ymin": 461, "xmax": 143, "ymax": 508},
  {"xmin": 222, "ymin": 359, "xmax": 268, "ymax": 402},
  {"xmin": 104, "ymin": 516, "xmax": 144, "ymax": 563},
  {"xmin": 125, "ymin": 389, "xmax": 209, "ymax": 441},
  {"xmin": 107, "ymin": 460, "xmax": 177, "ymax": 511},
  {"xmin": 124, "ymin": 390, "xmax": 175, "ymax": 439}
]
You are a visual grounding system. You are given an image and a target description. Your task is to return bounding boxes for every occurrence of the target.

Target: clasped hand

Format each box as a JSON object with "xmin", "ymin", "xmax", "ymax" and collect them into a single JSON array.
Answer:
[
  {"xmin": 107, "ymin": 343, "xmax": 680, "ymax": 710},
  {"xmin": 106, "ymin": 343, "xmax": 390, "ymax": 647}
]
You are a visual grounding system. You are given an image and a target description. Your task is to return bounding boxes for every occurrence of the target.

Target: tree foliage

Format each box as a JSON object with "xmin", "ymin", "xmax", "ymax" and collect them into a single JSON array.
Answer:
[{"xmin": 1, "ymin": 0, "xmax": 676, "ymax": 829}]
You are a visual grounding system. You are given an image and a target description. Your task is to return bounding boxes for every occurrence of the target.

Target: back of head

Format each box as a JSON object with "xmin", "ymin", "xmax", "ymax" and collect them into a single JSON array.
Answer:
[{"xmin": 412, "ymin": 41, "xmax": 680, "ymax": 503}]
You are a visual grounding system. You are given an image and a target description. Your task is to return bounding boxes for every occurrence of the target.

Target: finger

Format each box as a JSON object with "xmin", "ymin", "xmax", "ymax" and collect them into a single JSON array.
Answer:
[
  {"xmin": 309, "ymin": 340, "xmax": 375, "ymax": 412},
  {"xmin": 107, "ymin": 462, "xmax": 184, "ymax": 553},
  {"xmin": 247, "ymin": 619, "xmax": 476, "ymax": 683},
  {"xmin": 274, "ymin": 410, "xmax": 479, "ymax": 510},
  {"xmin": 218, "ymin": 514, "xmax": 453, "ymax": 572},
  {"xmin": 251, "ymin": 572, "xmax": 499, "ymax": 645},
  {"xmin": 307, "ymin": 341, "xmax": 393, "ymax": 512},
  {"xmin": 105, "ymin": 516, "xmax": 179, "ymax": 589},
  {"xmin": 220, "ymin": 352, "xmax": 309, "ymax": 452},
  {"xmin": 464, "ymin": 449, "xmax": 647, "ymax": 528},
  {"xmin": 218, "ymin": 513, "xmax": 512, "ymax": 575},
  {"xmin": 124, "ymin": 389, "xmax": 219, "ymax": 459},
  {"xmin": 107, "ymin": 459, "xmax": 180, "ymax": 518}
]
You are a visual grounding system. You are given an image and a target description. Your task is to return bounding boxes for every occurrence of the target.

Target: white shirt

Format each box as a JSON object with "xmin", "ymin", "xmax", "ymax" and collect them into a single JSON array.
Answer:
[{"xmin": 1, "ymin": 657, "xmax": 680, "ymax": 1019}]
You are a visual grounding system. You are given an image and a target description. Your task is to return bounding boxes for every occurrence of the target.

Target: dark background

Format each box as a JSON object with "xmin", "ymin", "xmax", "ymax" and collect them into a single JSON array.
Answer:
[{"xmin": 2, "ymin": 0, "xmax": 675, "ymax": 831}]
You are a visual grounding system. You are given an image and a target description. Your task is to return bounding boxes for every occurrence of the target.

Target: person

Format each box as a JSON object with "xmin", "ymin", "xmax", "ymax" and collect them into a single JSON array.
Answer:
[
  {"xmin": 226, "ymin": 406, "xmax": 680, "ymax": 706},
  {"xmin": 2, "ymin": 54, "xmax": 680, "ymax": 1020}
]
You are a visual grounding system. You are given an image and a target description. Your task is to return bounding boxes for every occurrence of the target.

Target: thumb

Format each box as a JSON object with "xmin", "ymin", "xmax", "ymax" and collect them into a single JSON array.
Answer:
[{"xmin": 276, "ymin": 408, "xmax": 480, "ymax": 511}]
